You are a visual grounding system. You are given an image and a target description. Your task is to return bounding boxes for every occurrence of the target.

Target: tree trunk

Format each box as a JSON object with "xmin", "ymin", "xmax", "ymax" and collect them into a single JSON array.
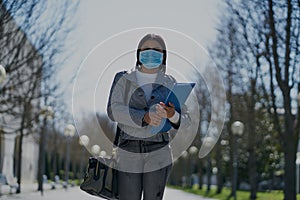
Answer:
[
  {"xmin": 216, "ymin": 141, "xmax": 223, "ymax": 194},
  {"xmin": 283, "ymin": 136, "xmax": 297, "ymax": 200},
  {"xmin": 16, "ymin": 131, "xmax": 23, "ymax": 193},
  {"xmin": 206, "ymin": 155, "xmax": 212, "ymax": 194},
  {"xmin": 248, "ymin": 149, "xmax": 257, "ymax": 199},
  {"xmin": 198, "ymin": 159, "xmax": 203, "ymax": 190},
  {"xmin": 248, "ymin": 81, "xmax": 257, "ymax": 200},
  {"xmin": 52, "ymin": 129, "xmax": 57, "ymax": 182},
  {"xmin": 281, "ymin": 85, "xmax": 297, "ymax": 200},
  {"xmin": 282, "ymin": 95, "xmax": 297, "ymax": 200},
  {"xmin": 16, "ymin": 103, "xmax": 28, "ymax": 194},
  {"xmin": 0, "ymin": 130, "xmax": 3, "ymax": 173},
  {"xmin": 267, "ymin": 0, "xmax": 296, "ymax": 198},
  {"xmin": 37, "ymin": 117, "xmax": 46, "ymax": 193}
]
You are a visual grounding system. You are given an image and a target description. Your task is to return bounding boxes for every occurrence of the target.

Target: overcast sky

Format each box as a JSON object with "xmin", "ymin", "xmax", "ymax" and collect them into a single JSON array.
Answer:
[{"xmin": 78, "ymin": 0, "xmax": 222, "ymax": 45}]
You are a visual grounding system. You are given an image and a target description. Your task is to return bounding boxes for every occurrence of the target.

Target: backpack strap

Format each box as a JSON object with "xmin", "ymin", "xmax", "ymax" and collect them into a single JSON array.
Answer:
[{"xmin": 112, "ymin": 71, "xmax": 129, "ymax": 147}]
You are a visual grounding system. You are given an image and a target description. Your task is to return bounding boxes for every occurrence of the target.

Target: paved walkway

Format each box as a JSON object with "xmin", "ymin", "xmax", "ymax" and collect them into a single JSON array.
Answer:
[{"xmin": 0, "ymin": 183, "xmax": 216, "ymax": 200}]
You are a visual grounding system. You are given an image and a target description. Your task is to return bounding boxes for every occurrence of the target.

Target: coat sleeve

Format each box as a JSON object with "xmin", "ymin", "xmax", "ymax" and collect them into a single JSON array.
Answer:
[{"xmin": 107, "ymin": 74, "xmax": 146, "ymax": 128}]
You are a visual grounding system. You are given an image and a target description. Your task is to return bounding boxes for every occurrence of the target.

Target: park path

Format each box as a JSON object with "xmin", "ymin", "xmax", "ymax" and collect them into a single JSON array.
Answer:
[{"xmin": 1, "ymin": 184, "xmax": 217, "ymax": 200}]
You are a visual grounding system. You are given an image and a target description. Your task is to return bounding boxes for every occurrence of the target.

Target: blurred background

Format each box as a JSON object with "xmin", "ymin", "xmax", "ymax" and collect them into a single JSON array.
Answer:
[{"xmin": 0, "ymin": 0, "xmax": 299, "ymax": 200}]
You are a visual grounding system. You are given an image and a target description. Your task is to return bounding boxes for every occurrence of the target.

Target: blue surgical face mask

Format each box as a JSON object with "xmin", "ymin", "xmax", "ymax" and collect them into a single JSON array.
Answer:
[{"xmin": 139, "ymin": 49, "xmax": 163, "ymax": 69}]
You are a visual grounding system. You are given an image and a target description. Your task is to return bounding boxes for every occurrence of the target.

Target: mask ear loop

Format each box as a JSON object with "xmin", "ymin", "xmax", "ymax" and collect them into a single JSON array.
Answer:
[
  {"xmin": 160, "ymin": 65, "xmax": 166, "ymax": 73},
  {"xmin": 136, "ymin": 64, "xmax": 142, "ymax": 71}
]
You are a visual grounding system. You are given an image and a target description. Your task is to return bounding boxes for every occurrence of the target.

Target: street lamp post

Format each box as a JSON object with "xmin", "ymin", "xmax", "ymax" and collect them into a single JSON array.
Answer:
[
  {"xmin": 169, "ymin": 159, "xmax": 178, "ymax": 185},
  {"xmin": 37, "ymin": 106, "xmax": 54, "ymax": 195},
  {"xmin": 63, "ymin": 124, "xmax": 75, "ymax": 189},
  {"xmin": 188, "ymin": 146, "xmax": 198, "ymax": 188},
  {"xmin": 79, "ymin": 135, "xmax": 89, "ymax": 178},
  {"xmin": 50, "ymin": 123, "xmax": 58, "ymax": 190},
  {"xmin": 231, "ymin": 121, "xmax": 244, "ymax": 200},
  {"xmin": 296, "ymin": 85, "xmax": 300, "ymax": 193},
  {"xmin": 202, "ymin": 136, "xmax": 214, "ymax": 191},
  {"xmin": 296, "ymin": 153, "xmax": 300, "ymax": 193},
  {"xmin": 181, "ymin": 150, "xmax": 188, "ymax": 188},
  {"xmin": 0, "ymin": 65, "xmax": 6, "ymax": 86}
]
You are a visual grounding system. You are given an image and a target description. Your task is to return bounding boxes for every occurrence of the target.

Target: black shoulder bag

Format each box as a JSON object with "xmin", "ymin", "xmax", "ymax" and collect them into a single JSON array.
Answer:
[{"xmin": 80, "ymin": 71, "xmax": 128, "ymax": 200}]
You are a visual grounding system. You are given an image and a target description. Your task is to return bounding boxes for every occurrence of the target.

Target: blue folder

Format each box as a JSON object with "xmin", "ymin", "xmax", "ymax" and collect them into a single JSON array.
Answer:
[{"xmin": 150, "ymin": 82, "xmax": 196, "ymax": 134}]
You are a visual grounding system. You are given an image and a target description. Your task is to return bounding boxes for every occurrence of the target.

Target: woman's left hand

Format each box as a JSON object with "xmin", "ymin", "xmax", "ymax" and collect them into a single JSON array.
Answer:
[{"xmin": 156, "ymin": 102, "xmax": 175, "ymax": 119}]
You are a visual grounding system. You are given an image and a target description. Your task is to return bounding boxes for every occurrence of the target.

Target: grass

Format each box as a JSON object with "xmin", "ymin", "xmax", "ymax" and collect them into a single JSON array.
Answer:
[{"xmin": 167, "ymin": 185, "xmax": 300, "ymax": 200}]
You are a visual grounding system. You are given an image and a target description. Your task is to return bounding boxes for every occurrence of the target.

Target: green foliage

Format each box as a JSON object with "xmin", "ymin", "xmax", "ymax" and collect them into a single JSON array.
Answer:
[
  {"xmin": 73, "ymin": 179, "xmax": 82, "ymax": 186},
  {"xmin": 59, "ymin": 170, "xmax": 64, "ymax": 178},
  {"xmin": 69, "ymin": 172, "xmax": 74, "ymax": 179},
  {"xmin": 167, "ymin": 185, "xmax": 298, "ymax": 200}
]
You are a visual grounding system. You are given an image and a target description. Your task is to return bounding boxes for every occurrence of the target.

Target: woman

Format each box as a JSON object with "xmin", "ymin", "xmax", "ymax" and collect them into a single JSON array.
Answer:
[{"xmin": 107, "ymin": 33, "xmax": 190, "ymax": 200}]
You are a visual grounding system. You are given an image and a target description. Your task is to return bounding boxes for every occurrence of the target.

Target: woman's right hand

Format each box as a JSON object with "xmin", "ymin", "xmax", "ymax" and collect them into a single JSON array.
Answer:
[{"xmin": 143, "ymin": 112, "xmax": 162, "ymax": 126}]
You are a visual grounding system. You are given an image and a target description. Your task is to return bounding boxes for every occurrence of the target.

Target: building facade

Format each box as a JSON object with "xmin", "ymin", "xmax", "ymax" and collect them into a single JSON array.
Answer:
[{"xmin": 0, "ymin": 1, "xmax": 42, "ymax": 184}]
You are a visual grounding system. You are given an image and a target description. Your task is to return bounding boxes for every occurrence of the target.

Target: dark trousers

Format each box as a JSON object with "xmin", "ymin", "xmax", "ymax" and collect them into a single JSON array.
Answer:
[
  {"xmin": 118, "ymin": 164, "xmax": 172, "ymax": 200},
  {"xmin": 117, "ymin": 139, "xmax": 173, "ymax": 200}
]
